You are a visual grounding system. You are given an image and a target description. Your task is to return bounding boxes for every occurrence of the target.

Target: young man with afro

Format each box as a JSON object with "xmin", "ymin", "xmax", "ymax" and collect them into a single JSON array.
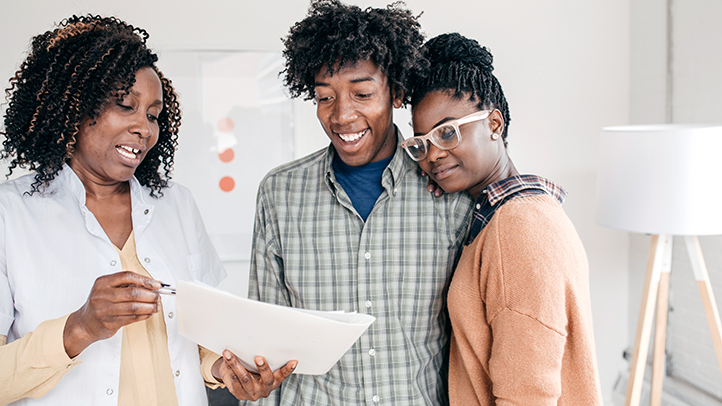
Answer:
[{"xmin": 245, "ymin": 1, "xmax": 473, "ymax": 404}]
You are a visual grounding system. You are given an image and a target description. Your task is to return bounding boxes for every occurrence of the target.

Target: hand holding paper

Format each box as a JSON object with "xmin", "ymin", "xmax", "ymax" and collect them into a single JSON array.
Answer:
[
  {"xmin": 176, "ymin": 281, "xmax": 375, "ymax": 375},
  {"xmin": 210, "ymin": 350, "xmax": 296, "ymax": 401}
]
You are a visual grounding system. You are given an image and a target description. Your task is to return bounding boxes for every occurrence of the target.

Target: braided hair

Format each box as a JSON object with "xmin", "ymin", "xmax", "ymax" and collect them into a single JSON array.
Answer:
[
  {"xmin": 1, "ymin": 15, "xmax": 181, "ymax": 196},
  {"xmin": 281, "ymin": 0, "xmax": 427, "ymax": 105},
  {"xmin": 410, "ymin": 33, "xmax": 511, "ymax": 143}
]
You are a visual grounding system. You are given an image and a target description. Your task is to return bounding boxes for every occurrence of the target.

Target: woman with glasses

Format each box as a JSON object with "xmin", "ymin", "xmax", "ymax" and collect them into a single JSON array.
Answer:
[{"xmin": 403, "ymin": 33, "xmax": 603, "ymax": 405}]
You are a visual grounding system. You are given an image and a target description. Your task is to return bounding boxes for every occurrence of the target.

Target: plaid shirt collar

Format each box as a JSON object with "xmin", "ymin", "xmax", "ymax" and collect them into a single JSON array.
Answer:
[
  {"xmin": 467, "ymin": 174, "xmax": 567, "ymax": 243},
  {"xmin": 485, "ymin": 174, "xmax": 566, "ymax": 205}
]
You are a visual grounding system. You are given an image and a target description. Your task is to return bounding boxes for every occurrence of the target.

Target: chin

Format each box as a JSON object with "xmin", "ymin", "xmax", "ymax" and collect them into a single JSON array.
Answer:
[{"xmin": 431, "ymin": 179, "xmax": 458, "ymax": 195}]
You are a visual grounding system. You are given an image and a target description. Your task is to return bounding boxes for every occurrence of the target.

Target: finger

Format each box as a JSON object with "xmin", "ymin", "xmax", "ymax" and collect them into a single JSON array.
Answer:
[
  {"xmin": 106, "ymin": 313, "xmax": 156, "ymax": 325},
  {"xmin": 222, "ymin": 351, "xmax": 259, "ymax": 400},
  {"xmin": 223, "ymin": 350, "xmax": 255, "ymax": 387},
  {"xmin": 80, "ymin": 312, "xmax": 155, "ymax": 339},
  {"xmin": 97, "ymin": 301, "xmax": 161, "ymax": 319},
  {"xmin": 273, "ymin": 360, "xmax": 297, "ymax": 382},
  {"xmin": 217, "ymin": 360, "xmax": 252, "ymax": 400},
  {"xmin": 109, "ymin": 285, "xmax": 161, "ymax": 304},
  {"xmin": 420, "ymin": 169, "xmax": 428, "ymax": 177},
  {"xmin": 106, "ymin": 271, "xmax": 162, "ymax": 290},
  {"xmin": 254, "ymin": 356, "xmax": 275, "ymax": 387}
]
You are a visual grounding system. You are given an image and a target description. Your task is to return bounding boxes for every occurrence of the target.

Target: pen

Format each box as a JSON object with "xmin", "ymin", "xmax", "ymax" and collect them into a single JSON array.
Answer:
[{"xmin": 156, "ymin": 284, "xmax": 176, "ymax": 295}]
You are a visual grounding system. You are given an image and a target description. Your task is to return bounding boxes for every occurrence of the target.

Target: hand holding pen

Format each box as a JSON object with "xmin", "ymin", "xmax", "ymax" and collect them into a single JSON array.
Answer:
[
  {"xmin": 156, "ymin": 283, "xmax": 176, "ymax": 295},
  {"xmin": 62, "ymin": 271, "xmax": 167, "ymax": 358}
]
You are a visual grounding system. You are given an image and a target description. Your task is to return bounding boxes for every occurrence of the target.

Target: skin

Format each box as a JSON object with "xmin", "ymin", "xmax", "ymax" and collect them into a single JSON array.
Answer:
[
  {"xmin": 64, "ymin": 67, "xmax": 166, "ymax": 359},
  {"xmin": 211, "ymin": 351, "xmax": 297, "ymax": 401},
  {"xmin": 314, "ymin": 59, "xmax": 402, "ymax": 166},
  {"xmin": 69, "ymin": 66, "xmax": 163, "ymax": 248},
  {"xmin": 412, "ymin": 90, "xmax": 518, "ymax": 197},
  {"xmin": 62, "ymin": 67, "xmax": 294, "ymax": 400}
]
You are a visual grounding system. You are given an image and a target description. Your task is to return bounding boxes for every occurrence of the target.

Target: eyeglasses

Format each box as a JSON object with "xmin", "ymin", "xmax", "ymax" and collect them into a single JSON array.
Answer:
[{"xmin": 401, "ymin": 110, "xmax": 491, "ymax": 161}]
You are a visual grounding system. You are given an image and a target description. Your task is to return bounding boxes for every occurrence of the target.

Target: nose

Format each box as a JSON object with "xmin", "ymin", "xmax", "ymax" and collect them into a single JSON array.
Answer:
[
  {"xmin": 129, "ymin": 112, "xmax": 153, "ymax": 139},
  {"xmin": 330, "ymin": 95, "xmax": 358, "ymax": 126},
  {"xmin": 425, "ymin": 143, "xmax": 447, "ymax": 163}
]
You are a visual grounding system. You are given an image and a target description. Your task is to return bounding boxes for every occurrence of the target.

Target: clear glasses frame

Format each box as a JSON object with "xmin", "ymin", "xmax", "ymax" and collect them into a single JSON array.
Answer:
[{"xmin": 401, "ymin": 109, "xmax": 491, "ymax": 161}]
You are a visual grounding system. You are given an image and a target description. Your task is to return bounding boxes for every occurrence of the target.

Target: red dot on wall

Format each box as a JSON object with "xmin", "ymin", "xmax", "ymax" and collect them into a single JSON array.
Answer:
[
  {"xmin": 217, "ymin": 117, "xmax": 234, "ymax": 133},
  {"xmin": 218, "ymin": 148, "xmax": 235, "ymax": 163},
  {"xmin": 219, "ymin": 176, "xmax": 235, "ymax": 192}
]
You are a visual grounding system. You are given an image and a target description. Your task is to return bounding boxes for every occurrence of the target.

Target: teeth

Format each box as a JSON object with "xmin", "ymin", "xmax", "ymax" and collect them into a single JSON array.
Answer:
[
  {"xmin": 117, "ymin": 145, "xmax": 139, "ymax": 159},
  {"xmin": 337, "ymin": 129, "xmax": 367, "ymax": 142}
]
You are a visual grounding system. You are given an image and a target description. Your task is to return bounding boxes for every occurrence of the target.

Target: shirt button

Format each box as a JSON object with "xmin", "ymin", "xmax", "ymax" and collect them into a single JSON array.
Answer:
[
  {"xmin": 368, "ymin": 349, "xmax": 376, "ymax": 356},
  {"xmin": 144, "ymin": 257, "xmax": 151, "ymax": 263},
  {"xmin": 175, "ymin": 370, "xmax": 181, "ymax": 377},
  {"xmin": 110, "ymin": 260, "xmax": 116, "ymax": 266},
  {"xmin": 66, "ymin": 363, "xmax": 73, "ymax": 369},
  {"xmin": 144, "ymin": 209, "xmax": 149, "ymax": 215},
  {"xmin": 476, "ymin": 203, "xmax": 481, "ymax": 210},
  {"xmin": 365, "ymin": 301, "xmax": 372, "ymax": 308},
  {"xmin": 373, "ymin": 395, "xmax": 380, "ymax": 402},
  {"xmin": 106, "ymin": 388, "xmax": 114, "ymax": 395},
  {"xmin": 364, "ymin": 252, "xmax": 371, "ymax": 260},
  {"xmin": 168, "ymin": 312, "xmax": 174, "ymax": 319}
]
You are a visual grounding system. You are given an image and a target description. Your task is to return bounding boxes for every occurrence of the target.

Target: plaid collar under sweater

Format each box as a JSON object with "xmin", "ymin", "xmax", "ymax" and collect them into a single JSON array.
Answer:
[{"xmin": 467, "ymin": 174, "xmax": 567, "ymax": 244}]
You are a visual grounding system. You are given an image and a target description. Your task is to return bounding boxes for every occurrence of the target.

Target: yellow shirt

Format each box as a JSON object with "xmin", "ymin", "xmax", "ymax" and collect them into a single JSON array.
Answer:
[
  {"xmin": 0, "ymin": 232, "xmax": 223, "ymax": 405},
  {"xmin": 116, "ymin": 232, "xmax": 178, "ymax": 405}
]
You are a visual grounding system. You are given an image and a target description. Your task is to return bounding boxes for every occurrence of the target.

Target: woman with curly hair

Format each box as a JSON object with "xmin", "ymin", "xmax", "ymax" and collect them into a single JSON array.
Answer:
[
  {"xmin": 403, "ymin": 33, "xmax": 603, "ymax": 405},
  {"xmin": 0, "ymin": 15, "xmax": 293, "ymax": 405}
]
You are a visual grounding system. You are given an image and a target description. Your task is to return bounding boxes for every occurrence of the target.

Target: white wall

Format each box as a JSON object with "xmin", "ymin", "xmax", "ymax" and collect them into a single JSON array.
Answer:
[
  {"xmin": 0, "ymin": 1, "xmax": 631, "ymax": 403},
  {"xmin": 628, "ymin": 0, "xmax": 722, "ymax": 401}
]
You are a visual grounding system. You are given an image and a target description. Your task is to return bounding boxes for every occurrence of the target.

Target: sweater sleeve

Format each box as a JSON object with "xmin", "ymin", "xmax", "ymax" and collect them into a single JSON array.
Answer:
[
  {"xmin": 483, "ymin": 197, "xmax": 583, "ymax": 405},
  {"xmin": 488, "ymin": 309, "xmax": 565, "ymax": 405},
  {"xmin": 0, "ymin": 315, "xmax": 82, "ymax": 404}
]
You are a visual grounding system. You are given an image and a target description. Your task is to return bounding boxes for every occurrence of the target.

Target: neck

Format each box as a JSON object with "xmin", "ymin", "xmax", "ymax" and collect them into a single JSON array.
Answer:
[
  {"xmin": 82, "ymin": 179, "xmax": 130, "ymax": 201},
  {"xmin": 468, "ymin": 153, "xmax": 519, "ymax": 198},
  {"xmin": 69, "ymin": 166, "xmax": 131, "ymax": 200}
]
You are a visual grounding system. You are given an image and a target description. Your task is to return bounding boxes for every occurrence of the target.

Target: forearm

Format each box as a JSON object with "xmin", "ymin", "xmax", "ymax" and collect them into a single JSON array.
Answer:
[{"xmin": 0, "ymin": 315, "xmax": 81, "ymax": 404}]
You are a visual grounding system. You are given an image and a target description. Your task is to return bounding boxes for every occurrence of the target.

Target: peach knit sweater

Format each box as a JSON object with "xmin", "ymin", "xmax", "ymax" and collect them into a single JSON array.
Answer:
[{"xmin": 448, "ymin": 194, "xmax": 603, "ymax": 406}]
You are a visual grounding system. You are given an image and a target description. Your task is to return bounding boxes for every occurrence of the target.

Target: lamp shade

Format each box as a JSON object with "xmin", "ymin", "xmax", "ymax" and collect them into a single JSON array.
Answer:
[{"xmin": 595, "ymin": 124, "xmax": 722, "ymax": 235}]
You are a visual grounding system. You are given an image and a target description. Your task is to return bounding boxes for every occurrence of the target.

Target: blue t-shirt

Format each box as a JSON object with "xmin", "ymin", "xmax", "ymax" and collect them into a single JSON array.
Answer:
[{"xmin": 332, "ymin": 153, "xmax": 393, "ymax": 221}]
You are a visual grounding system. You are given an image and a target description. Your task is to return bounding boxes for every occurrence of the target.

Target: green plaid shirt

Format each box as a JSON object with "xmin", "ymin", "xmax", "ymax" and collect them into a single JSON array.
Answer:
[{"xmin": 246, "ymin": 133, "xmax": 473, "ymax": 406}]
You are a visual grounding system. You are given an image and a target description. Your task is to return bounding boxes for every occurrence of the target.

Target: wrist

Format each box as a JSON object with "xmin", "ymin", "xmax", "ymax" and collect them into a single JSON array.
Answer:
[{"xmin": 62, "ymin": 311, "xmax": 92, "ymax": 358}]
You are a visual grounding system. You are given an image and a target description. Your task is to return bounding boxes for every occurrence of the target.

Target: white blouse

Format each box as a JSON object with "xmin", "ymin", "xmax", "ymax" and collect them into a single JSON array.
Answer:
[{"xmin": 0, "ymin": 165, "xmax": 226, "ymax": 406}]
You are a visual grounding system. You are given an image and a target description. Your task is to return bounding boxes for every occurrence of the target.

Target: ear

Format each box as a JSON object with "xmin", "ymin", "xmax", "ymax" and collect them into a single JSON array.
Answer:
[
  {"xmin": 488, "ymin": 109, "xmax": 505, "ymax": 137},
  {"xmin": 391, "ymin": 86, "xmax": 404, "ymax": 109}
]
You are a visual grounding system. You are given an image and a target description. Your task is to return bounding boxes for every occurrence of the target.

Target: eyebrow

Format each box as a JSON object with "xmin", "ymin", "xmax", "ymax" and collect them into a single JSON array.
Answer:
[
  {"xmin": 413, "ymin": 117, "xmax": 458, "ymax": 136},
  {"xmin": 128, "ymin": 89, "xmax": 163, "ymax": 107},
  {"xmin": 314, "ymin": 76, "xmax": 376, "ymax": 87}
]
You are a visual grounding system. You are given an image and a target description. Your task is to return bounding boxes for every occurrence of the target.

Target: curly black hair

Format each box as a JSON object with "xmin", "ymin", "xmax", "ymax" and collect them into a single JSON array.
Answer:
[
  {"xmin": 1, "ymin": 14, "xmax": 181, "ymax": 196},
  {"xmin": 410, "ymin": 33, "xmax": 511, "ymax": 144},
  {"xmin": 281, "ymin": 0, "xmax": 426, "ymax": 104}
]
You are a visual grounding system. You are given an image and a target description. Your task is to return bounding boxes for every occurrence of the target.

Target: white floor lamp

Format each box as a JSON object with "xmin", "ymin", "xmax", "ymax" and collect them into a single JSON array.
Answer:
[{"xmin": 595, "ymin": 124, "xmax": 722, "ymax": 406}]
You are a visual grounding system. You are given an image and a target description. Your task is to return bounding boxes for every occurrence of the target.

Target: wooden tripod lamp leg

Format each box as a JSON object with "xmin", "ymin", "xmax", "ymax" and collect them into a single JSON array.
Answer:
[
  {"xmin": 684, "ymin": 236, "xmax": 722, "ymax": 374},
  {"xmin": 651, "ymin": 235, "xmax": 673, "ymax": 406},
  {"xmin": 626, "ymin": 234, "xmax": 668, "ymax": 406}
]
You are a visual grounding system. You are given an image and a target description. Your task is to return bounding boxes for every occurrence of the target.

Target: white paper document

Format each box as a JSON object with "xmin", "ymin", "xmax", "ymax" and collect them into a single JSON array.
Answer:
[{"xmin": 176, "ymin": 280, "xmax": 375, "ymax": 375}]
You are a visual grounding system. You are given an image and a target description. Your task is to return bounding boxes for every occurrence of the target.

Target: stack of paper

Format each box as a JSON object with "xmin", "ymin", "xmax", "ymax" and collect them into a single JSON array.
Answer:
[{"xmin": 176, "ymin": 280, "xmax": 375, "ymax": 375}]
